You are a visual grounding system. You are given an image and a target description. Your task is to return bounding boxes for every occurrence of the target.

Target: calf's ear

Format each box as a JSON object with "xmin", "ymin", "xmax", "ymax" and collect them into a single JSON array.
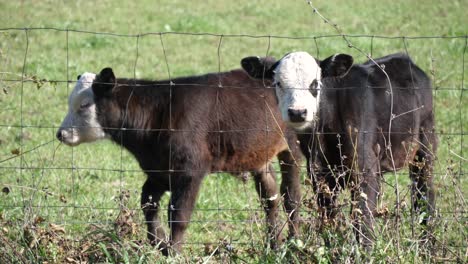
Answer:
[
  {"xmin": 320, "ymin": 54, "xmax": 353, "ymax": 78},
  {"xmin": 93, "ymin": 67, "xmax": 116, "ymax": 97},
  {"xmin": 241, "ymin": 56, "xmax": 278, "ymax": 79}
]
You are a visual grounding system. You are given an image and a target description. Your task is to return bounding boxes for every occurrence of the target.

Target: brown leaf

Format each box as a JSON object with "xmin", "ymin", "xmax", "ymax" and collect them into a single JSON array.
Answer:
[
  {"xmin": 65, "ymin": 257, "xmax": 76, "ymax": 263},
  {"xmin": 34, "ymin": 216, "xmax": 46, "ymax": 225},
  {"xmin": 11, "ymin": 148, "xmax": 20, "ymax": 155},
  {"xmin": 204, "ymin": 243, "xmax": 217, "ymax": 255},
  {"xmin": 49, "ymin": 223, "xmax": 65, "ymax": 233},
  {"xmin": 59, "ymin": 194, "xmax": 67, "ymax": 203}
]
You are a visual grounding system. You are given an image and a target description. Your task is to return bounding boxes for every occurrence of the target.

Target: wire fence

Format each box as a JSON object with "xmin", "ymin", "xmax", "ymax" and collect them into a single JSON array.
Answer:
[{"xmin": 0, "ymin": 4, "xmax": 466, "ymax": 263}]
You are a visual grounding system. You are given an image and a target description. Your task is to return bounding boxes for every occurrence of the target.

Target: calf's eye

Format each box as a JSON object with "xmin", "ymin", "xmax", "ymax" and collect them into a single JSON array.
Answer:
[
  {"xmin": 80, "ymin": 102, "xmax": 92, "ymax": 109},
  {"xmin": 310, "ymin": 80, "xmax": 319, "ymax": 97}
]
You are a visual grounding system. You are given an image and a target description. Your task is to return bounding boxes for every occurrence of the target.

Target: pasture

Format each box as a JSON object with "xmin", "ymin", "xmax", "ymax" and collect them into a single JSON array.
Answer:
[{"xmin": 0, "ymin": 0, "xmax": 466, "ymax": 263}]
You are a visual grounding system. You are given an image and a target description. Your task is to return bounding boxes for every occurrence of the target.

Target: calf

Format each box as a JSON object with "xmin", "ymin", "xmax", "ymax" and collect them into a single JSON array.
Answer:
[
  {"xmin": 242, "ymin": 52, "xmax": 437, "ymax": 246},
  {"xmin": 56, "ymin": 66, "xmax": 302, "ymax": 254}
]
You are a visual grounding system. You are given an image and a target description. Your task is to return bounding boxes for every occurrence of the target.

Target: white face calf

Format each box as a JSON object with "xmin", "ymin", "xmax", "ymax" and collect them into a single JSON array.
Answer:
[
  {"xmin": 241, "ymin": 52, "xmax": 353, "ymax": 131},
  {"xmin": 273, "ymin": 52, "xmax": 322, "ymax": 130},
  {"xmin": 56, "ymin": 73, "xmax": 106, "ymax": 146}
]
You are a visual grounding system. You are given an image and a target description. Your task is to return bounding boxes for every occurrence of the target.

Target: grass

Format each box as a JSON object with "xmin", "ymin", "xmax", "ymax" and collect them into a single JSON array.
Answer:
[{"xmin": 0, "ymin": 0, "xmax": 466, "ymax": 263}]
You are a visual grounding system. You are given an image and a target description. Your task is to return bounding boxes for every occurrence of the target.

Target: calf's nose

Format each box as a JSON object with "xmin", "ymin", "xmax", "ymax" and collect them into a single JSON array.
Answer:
[
  {"xmin": 56, "ymin": 130, "xmax": 65, "ymax": 141},
  {"xmin": 288, "ymin": 108, "xmax": 307, "ymax": 123}
]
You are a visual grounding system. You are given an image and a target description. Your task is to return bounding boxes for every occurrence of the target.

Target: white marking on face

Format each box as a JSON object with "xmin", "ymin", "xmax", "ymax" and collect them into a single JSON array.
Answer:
[
  {"xmin": 273, "ymin": 51, "xmax": 321, "ymax": 130},
  {"xmin": 57, "ymin": 73, "xmax": 106, "ymax": 146}
]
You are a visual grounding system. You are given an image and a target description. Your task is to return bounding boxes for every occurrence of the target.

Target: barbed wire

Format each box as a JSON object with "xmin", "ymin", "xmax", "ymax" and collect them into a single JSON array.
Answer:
[
  {"xmin": 1, "ymin": 27, "xmax": 466, "ymax": 39},
  {"xmin": 1, "ymin": 78, "xmax": 466, "ymax": 91}
]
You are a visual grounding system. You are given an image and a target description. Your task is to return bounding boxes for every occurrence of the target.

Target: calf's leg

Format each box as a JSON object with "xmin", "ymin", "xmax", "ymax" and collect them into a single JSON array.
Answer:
[
  {"xmin": 409, "ymin": 125, "xmax": 437, "ymax": 242},
  {"xmin": 278, "ymin": 150, "xmax": 302, "ymax": 238},
  {"xmin": 409, "ymin": 151, "xmax": 435, "ymax": 224},
  {"xmin": 355, "ymin": 167, "xmax": 380, "ymax": 247},
  {"xmin": 167, "ymin": 174, "xmax": 204, "ymax": 255},
  {"xmin": 141, "ymin": 178, "xmax": 168, "ymax": 250},
  {"xmin": 354, "ymin": 137, "xmax": 381, "ymax": 247},
  {"xmin": 253, "ymin": 164, "xmax": 281, "ymax": 248}
]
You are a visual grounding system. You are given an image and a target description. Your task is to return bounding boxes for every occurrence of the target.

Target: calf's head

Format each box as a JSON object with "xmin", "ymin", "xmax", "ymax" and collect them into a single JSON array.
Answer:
[
  {"xmin": 56, "ymin": 70, "xmax": 114, "ymax": 146},
  {"xmin": 242, "ymin": 51, "xmax": 353, "ymax": 130}
]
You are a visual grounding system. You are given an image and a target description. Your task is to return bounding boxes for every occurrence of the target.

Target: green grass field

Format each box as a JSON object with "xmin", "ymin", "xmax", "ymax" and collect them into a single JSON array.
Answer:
[{"xmin": 0, "ymin": 0, "xmax": 466, "ymax": 263}]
